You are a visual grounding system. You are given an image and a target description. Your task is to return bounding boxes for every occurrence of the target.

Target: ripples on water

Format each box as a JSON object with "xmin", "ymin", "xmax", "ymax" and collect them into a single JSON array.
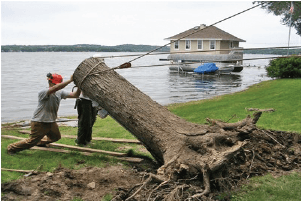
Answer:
[{"xmin": 1, "ymin": 52, "xmax": 273, "ymax": 122}]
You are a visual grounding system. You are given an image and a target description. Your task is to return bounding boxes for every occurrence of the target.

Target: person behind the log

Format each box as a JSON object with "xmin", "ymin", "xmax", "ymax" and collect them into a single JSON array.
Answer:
[
  {"xmin": 7, "ymin": 73, "xmax": 81, "ymax": 155},
  {"xmin": 74, "ymin": 91, "xmax": 108, "ymax": 146},
  {"xmin": 74, "ymin": 54, "xmax": 109, "ymax": 147}
]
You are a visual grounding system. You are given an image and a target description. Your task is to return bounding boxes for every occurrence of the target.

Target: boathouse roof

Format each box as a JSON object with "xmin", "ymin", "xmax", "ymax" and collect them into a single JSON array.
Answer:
[{"xmin": 165, "ymin": 24, "xmax": 246, "ymax": 42}]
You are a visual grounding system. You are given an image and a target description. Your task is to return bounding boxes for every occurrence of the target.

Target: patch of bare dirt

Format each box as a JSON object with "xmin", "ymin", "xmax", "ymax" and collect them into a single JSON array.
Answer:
[
  {"xmin": 1, "ymin": 164, "xmax": 148, "ymax": 201},
  {"xmin": 2, "ymin": 129, "xmax": 301, "ymax": 201}
]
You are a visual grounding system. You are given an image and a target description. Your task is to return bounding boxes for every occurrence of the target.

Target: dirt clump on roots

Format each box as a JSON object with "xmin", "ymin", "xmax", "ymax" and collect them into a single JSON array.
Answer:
[{"xmin": 2, "ymin": 129, "xmax": 301, "ymax": 201}]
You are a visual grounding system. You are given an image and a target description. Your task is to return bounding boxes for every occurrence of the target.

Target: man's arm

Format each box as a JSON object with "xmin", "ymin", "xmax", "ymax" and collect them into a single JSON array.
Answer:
[
  {"xmin": 47, "ymin": 75, "xmax": 74, "ymax": 95},
  {"xmin": 66, "ymin": 87, "xmax": 81, "ymax": 98}
]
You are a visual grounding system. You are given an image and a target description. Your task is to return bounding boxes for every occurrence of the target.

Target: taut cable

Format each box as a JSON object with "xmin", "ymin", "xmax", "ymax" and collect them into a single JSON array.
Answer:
[
  {"xmin": 125, "ymin": 3, "xmax": 263, "ymax": 64},
  {"xmin": 83, "ymin": 3, "xmax": 264, "ymax": 78}
]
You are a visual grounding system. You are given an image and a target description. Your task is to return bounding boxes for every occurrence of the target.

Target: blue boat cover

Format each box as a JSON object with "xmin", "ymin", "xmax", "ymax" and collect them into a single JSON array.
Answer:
[{"xmin": 194, "ymin": 63, "xmax": 219, "ymax": 74}]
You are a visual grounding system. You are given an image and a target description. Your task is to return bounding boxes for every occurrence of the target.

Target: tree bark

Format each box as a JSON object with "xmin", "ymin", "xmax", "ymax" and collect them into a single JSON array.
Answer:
[{"xmin": 73, "ymin": 57, "xmax": 260, "ymax": 183}]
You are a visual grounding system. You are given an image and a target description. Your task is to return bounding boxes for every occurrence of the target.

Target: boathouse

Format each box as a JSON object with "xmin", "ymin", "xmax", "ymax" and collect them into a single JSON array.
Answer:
[{"xmin": 165, "ymin": 24, "xmax": 246, "ymax": 55}]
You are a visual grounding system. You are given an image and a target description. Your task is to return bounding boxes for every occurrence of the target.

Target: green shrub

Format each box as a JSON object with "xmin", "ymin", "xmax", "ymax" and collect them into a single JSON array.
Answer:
[{"xmin": 266, "ymin": 56, "xmax": 301, "ymax": 78}]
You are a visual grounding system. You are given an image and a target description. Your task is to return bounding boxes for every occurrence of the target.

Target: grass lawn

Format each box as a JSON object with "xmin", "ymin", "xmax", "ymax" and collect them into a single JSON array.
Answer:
[
  {"xmin": 168, "ymin": 79, "xmax": 301, "ymax": 133},
  {"xmin": 1, "ymin": 78, "xmax": 301, "ymax": 200},
  {"xmin": 232, "ymin": 172, "xmax": 301, "ymax": 201}
]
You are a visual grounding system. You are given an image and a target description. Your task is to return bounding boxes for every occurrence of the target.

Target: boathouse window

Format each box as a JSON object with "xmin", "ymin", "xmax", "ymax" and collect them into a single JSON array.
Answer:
[
  {"xmin": 174, "ymin": 41, "xmax": 179, "ymax": 50},
  {"xmin": 185, "ymin": 40, "xmax": 191, "ymax": 50},
  {"xmin": 210, "ymin": 40, "xmax": 216, "ymax": 50},
  {"xmin": 229, "ymin": 41, "xmax": 234, "ymax": 48},
  {"xmin": 197, "ymin": 40, "xmax": 203, "ymax": 50}
]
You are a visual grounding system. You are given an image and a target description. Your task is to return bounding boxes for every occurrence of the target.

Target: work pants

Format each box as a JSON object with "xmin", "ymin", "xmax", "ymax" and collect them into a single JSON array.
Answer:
[
  {"xmin": 76, "ymin": 98, "xmax": 97, "ymax": 145},
  {"xmin": 7, "ymin": 121, "xmax": 61, "ymax": 153}
]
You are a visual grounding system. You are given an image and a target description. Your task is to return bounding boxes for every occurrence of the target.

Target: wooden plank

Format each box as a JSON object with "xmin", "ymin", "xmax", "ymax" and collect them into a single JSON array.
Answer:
[
  {"xmin": 31, "ymin": 146, "xmax": 75, "ymax": 154},
  {"xmin": 2, "ymin": 135, "xmax": 143, "ymax": 162},
  {"xmin": 18, "ymin": 130, "xmax": 141, "ymax": 144},
  {"xmin": 18, "ymin": 130, "xmax": 30, "ymax": 134},
  {"xmin": 30, "ymin": 146, "xmax": 143, "ymax": 163},
  {"xmin": 2, "ymin": 135, "xmax": 126, "ymax": 157},
  {"xmin": 1, "ymin": 168, "xmax": 34, "ymax": 173},
  {"xmin": 50, "ymin": 143, "xmax": 127, "ymax": 156},
  {"xmin": 63, "ymin": 135, "xmax": 141, "ymax": 144},
  {"xmin": 116, "ymin": 157, "xmax": 144, "ymax": 163},
  {"xmin": 2, "ymin": 135, "xmax": 24, "ymax": 140}
]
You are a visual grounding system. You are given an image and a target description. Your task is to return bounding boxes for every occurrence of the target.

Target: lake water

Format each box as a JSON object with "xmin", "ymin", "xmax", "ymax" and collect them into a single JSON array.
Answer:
[{"xmin": 1, "ymin": 52, "xmax": 274, "ymax": 123}]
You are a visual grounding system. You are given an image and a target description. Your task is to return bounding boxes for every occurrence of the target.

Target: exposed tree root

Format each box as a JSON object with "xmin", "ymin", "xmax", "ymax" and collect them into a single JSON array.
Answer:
[
  {"xmin": 246, "ymin": 149, "xmax": 255, "ymax": 179},
  {"xmin": 112, "ymin": 113, "xmax": 301, "ymax": 201},
  {"xmin": 147, "ymin": 179, "xmax": 170, "ymax": 201},
  {"xmin": 125, "ymin": 173, "xmax": 163, "ymax": 201},
  {"xmin": 165, "ymin": 184, "xmax": 190, "ymax": 201},
  {"xmin": 261, "ymin": 129, "xmax": 285, "ymax": 148},
  {"xmin": 189, "ymin": 164, "xmax": 210, "ymax": 200},
  {"xmin": 206, "ymin": 112, "xmax": 262, "ymax": 130}
]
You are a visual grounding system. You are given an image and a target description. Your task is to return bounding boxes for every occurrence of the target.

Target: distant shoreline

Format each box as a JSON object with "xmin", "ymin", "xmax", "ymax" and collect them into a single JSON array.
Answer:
[
  {"xmin": 1, "ymin": 44, "xmax": 170, "ymax": 53},
  {"xmin": 2, "ymin": 44, "xmax": 300, "ymax": 55}
]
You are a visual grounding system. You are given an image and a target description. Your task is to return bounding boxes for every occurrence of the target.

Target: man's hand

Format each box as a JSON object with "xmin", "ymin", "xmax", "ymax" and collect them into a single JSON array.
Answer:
[{"xmin": 48, "ymin": 75, "xmax": 73, "ymax": 95}]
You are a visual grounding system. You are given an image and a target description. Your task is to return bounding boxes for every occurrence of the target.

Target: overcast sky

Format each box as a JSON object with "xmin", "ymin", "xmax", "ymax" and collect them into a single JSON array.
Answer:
[{"xmin": 1, "ymin": 1, "xmax": 300, "ymax": 48}]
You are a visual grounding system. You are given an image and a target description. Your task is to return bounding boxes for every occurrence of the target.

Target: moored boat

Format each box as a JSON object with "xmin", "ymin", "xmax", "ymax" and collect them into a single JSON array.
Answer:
[{"xmin": 193, "ymin": 63, "xmax": 219, "ymax": 74}]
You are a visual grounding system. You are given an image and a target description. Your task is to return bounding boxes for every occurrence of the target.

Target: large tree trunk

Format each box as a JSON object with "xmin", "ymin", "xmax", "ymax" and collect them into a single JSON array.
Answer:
[{"xmin": 73, "ymin": 57, "xmax": 261, "ymax": 193}]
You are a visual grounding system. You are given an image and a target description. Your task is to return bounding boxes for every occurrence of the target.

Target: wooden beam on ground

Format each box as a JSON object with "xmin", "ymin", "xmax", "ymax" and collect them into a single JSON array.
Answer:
[
  {"xmin": 2, "ymin": 135, "xmax": 24, "ymax": 140},
  {"xmin": 18, "ymin": 130, "xmax": 141, "ymax": 144},
  {"xmin": 49, "ymin": 143, "xmax": 127, "ymax": 156},
  {"xmin": 1, "ymin": 168, "xmax": 35, "ymax": 173},
  {"xmin": 2, "ymin": 135, "xmax": 126, "ymax": 157},
  {"xmin": 18, "ymin": 130, "xmax": 30, "ymax": 134},
  {"xmin": 30, "ymin": 146, "xmax": 143, "ymax": 163},
  {"xmin": 1, "ymin": 135, "xmax": 143, "ymax": 163},
  {"xmin": 63, "ymin": 135, "xmax": 141, "ymax": 144}
]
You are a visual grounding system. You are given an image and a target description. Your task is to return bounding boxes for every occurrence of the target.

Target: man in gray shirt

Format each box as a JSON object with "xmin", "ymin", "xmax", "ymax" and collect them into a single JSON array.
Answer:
[{"xmin": 7, "ymin": 73, "xmax": 81, "ymax": 154}]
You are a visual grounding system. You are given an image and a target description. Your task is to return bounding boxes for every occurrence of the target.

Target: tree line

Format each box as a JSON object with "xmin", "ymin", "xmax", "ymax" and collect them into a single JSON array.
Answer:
[
  {"xmin": 243, "ymin": 48, "xmax": 301, "ymax": 55},
  {"xmin": 2, "ymin": 44, "xmax": 300, "ymax": 55},
  {"xmin": 1, "ymin": 44, "xmax": 170, "ymax": 52}
]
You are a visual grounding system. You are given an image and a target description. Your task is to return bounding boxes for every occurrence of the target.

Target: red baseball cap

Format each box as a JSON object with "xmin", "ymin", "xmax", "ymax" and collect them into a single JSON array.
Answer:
[{"xmin": 48, "ymin": 73, "xmax": 63, "ymax": 84}]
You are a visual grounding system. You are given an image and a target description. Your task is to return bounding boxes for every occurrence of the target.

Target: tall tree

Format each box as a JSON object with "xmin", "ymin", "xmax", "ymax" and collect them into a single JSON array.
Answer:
[
  {"xmin": 255, "ymin": 1, "xmax": 301, "ymax": 36},
  {"xmin": 73, "ymin": 57, "xmax": 301, "ymax": 200},
  {"xmin": 73, "ymin": 57, "xmax": 264, "ymax": 198}
]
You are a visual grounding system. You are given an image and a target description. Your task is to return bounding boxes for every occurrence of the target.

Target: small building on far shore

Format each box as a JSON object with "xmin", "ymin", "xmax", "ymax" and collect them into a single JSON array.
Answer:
[
  {"xmin": 164, "ymin": 24, "xmax": 246, "ymax": 72},
  {"xmin": 165, "ymin": 24, "xmax": 246, "ymax": 55}
]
